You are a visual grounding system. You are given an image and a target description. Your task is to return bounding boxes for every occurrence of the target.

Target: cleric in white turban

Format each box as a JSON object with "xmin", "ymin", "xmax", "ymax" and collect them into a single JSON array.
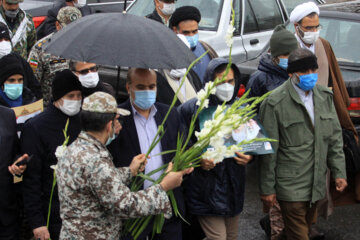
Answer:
[{"xmin": 290, "ymin": 1, "xmax": 320, "ymax": 23}]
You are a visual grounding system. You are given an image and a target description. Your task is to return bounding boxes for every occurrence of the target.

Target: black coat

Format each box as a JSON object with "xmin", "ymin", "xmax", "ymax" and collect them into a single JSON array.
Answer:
[
  {"xmin": 177, "ymin": 58, "xmax": 246, "ymax": 216},
  {"xmin": 107, "ymin": 100, "xmax": 186, "ymax": 236},
  {"xmin": 246, "ymin": 53, "xmax": 289, "ymax": 98},
  {"xmin": 20, "ymin": 104, "xmax": 81, "ymax": 231},
  {"xmin": 38, "ymin": 0, "xmax": 92, "ymax": 39},
  {"xmin": 82, "ymin": 81, "xmax": 115, "ymax": 98},
  {"xmin": 146, "ymin": 9, "xmax": 163, "ymax": 24},
  {"xmin": 156, "ymin": 70, "xmax": 203, "ymax": 107},
  {"xmin": 0, "ymin": 106, "xmax": 19, "ymax": 226}
]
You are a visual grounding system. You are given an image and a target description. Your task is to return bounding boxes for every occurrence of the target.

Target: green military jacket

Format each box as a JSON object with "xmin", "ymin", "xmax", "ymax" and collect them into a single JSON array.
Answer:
[
  {"xmin": 0, "ymin": 6, "xmax": 36, "ymax": 58},
  {"xmin": 259, "ymin": 79, "xmax": 346, "ymax": 203}
]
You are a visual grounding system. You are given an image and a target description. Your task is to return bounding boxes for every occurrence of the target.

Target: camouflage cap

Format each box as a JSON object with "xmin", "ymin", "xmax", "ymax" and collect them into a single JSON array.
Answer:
[
  {"xmin": 57, "ymin": 6, "xmax": 82, "ymax": 26},
  {"xmin": 5, "ymin": 0, "xmax": 24, "ymax": 3},
  {"xmin": 82, "ymin": 92, "xmax": 131, "ymax": 116}
]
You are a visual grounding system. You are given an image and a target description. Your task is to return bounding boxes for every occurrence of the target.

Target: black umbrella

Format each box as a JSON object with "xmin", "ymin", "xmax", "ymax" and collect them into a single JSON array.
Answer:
[{"xmin": 43, "ymin": 13, "xmax": 196, "ymax": 69}]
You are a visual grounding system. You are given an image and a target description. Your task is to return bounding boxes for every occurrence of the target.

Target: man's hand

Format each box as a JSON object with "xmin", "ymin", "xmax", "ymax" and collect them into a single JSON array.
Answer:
[
  {"xmin": 33, "ymin": 226, "xmax": 50, "ymax": 240},
  {"xmin": 234, "ymin": 152, "xmax": 252, "ymax": 166},
  {"xmin": 260, "ymin": 194, "xmax": 276, "ymax": 213},
  {"xmin": 129, "ymin": 154, "xmax": 147, "ymax": 176},
  {"xmin": 114, "ymin": 115, "xmax": 122, "ymax": 135},
  {"xmin": 335, "ymin": 178, "xmax": 348, "ymax": 192},
  {"xmin": 200, "ymin": 159, "xmax": 216, "ymax": 171},
  {"xmin": 160, "ymin": 163, "xmax": 194, "ymax": 192},
  {"xmin": 8, "ymin": 154, "xmax": 29, "ymax": 176}
]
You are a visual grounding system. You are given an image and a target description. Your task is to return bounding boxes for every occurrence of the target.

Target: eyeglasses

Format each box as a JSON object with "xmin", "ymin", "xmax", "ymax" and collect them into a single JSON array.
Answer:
[
  {"xmin": 76, "ymin": 66, "xmax": 98, "ymax": 75},
  {"xmin": 299, "ymin": 24, "xmax": 322, "ymax": 31}
]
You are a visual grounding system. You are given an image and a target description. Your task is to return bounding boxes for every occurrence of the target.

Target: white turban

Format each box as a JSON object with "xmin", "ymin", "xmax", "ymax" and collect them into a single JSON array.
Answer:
[{"xmin": 290, "ymin": 2, "xmax": 320, "ymax": 23}]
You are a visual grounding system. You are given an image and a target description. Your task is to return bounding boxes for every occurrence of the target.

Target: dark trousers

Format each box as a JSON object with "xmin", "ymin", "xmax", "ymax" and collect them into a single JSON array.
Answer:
[
  {"xmin": 48, "ymin": 222, "xmax": 61, "ymax": 240},
  {"xmin": 278, "ymin": 201, "xmax": 317, "ymax": 240},
  {"xmin": 0, "ymin": 221, "xmax": 19, "ymax": 240}
]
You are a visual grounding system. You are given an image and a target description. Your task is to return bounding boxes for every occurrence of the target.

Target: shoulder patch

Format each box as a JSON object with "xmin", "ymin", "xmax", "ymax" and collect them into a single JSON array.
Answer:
[
  {"xmin": 267, "ymin": 91, "xmax": 287, "ymax": 106},
  {"xmin": 29, "ymin": 58, "xmax": 38, "ymax": 69},
  {"xmin": 35, "ymin": 39, "xmax": 48, "ymax": 50}
]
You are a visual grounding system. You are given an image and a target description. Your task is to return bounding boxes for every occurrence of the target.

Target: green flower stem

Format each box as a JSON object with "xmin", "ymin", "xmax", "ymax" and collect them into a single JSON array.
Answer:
[{"xmin": 47, "ymin": 171, "xmax": 56, "ymax": 229}]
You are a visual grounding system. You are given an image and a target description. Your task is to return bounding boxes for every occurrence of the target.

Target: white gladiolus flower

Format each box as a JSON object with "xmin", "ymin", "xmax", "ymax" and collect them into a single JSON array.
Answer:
[
  {"xmin": 55, "ymin": 145, "xmax": 67, "ymax": 159},
  {"xmin": 203, "ymin": 99, "xmax": 210, "ymax": 109},
  {"xmin": 50, "ymin": 165, "xmax": 57, "ymax": 171},
  {"xmin": 210, "ymin": 135, "xmax": 224, "ymax": 148},
  {"xmin": 225, "ymin": 25, "xmax": 235, "ymax": 47}
]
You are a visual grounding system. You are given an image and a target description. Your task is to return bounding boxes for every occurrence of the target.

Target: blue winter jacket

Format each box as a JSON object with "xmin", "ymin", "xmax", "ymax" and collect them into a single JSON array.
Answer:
[
  {"xmin": 178, "ymin": 58, "xmax": 246, "ymax": 216},
  {"xmin": 246, "ymin": 53, "xmax": 289, "ymax": 99}
]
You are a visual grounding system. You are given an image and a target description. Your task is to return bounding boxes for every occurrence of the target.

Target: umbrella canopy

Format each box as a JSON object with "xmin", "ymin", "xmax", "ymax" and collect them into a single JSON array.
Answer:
[{"xmin": 43, "ymin": 13, "xmax": 196, "ymax": 69}]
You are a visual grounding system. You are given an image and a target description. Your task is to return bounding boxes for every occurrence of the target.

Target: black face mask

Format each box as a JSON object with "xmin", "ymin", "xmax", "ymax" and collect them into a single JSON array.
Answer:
[{"xmin": 5, "ymin": 9, "xmax": 19, "ymax": 19}]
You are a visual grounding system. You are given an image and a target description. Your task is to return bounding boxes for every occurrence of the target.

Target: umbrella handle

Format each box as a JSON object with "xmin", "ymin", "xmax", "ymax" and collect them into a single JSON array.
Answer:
[
  {"xmin": 115, "ymin": 66, "xmax": 120, "ymax": 101},
  {"xmin": 124, "ymin": 0, "xmax": 127, "ymax": 12}
]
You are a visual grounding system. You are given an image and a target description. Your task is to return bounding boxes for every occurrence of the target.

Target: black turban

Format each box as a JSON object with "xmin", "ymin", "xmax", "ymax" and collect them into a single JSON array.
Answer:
[{"xmin": 169, "ymin": 6, "xmax": 201, "ymax": 28}]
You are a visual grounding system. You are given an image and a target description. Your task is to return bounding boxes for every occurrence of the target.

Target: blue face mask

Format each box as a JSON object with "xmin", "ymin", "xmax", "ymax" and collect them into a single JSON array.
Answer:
[
  {"xmin": 186, "ymin": 34, "xmax": 199, "ymax": 49},
  {"xmin": 106, "ymin": 123, "xmax": 116, "ymax": 146},
  {"xmin": 278, "ymin": 58, "xmax": 288, "ymax": 70},
  {"xmin": 134, "ymin": 90, "xmax": 156, "ymax": 110},
  {"xmin": 4, "ymin": 83, "xmax": 23, "ymax": 100},
  {"xmin": 297, "ymin": 73, "xmax": 318, "ymax": 91}
]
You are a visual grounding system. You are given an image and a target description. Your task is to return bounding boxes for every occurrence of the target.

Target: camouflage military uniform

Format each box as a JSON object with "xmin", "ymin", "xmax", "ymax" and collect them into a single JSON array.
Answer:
[
  {"xmin": 27, "ymin": 6, "xmax": 82, "ymax": 106},
  {"xmin": 0, "ymin": 6, "xmax": 36, "ymax": 58},
  {"xmin": 28, "ymin": 33, "xmax": 69, "ymax": 106},
  {"xmin": 56, "ymin": 92, "xmax": 171, "ymax": 239}
]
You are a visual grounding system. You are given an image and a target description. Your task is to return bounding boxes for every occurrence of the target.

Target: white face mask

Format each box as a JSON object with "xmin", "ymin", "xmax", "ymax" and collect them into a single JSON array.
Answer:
[
  {"xmin": 59, "ymin": 99, "xmax": 81, "ymax": 116},
  {"xmin": 78, "ymin": 72, "xmax": 99, "ymax": 88},
  {"xmin": 160, "ymin": 2, "xmax": 176, "ymax": 16},
  {"xmin": 0, "ymin": 41, "xmax": 12, "ymax": 58},
  {"xmin": 74, "ymin": 0, "xmax": 87, "ymax": 8},
  {"xmin": 299, "ymin": 28, "xmax": 320, "ymax": 45},
  {"xmin": 169, "ymin": 68, "xmax": 186, "ymax": 79},
  {"xmin": 215, "ymin": 83, "xmax": 235, "ymax": 102}
]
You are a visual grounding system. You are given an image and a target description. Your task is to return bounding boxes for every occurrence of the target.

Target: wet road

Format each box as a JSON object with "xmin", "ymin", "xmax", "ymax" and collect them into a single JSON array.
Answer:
[{"xmin": 238, "ymin": 162, "xmax": 360, "ymax": 240}]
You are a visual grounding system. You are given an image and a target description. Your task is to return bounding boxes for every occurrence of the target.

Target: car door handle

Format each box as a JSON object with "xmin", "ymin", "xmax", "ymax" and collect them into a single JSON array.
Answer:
[{"xmin": 250, "ymin": 39, "xmax": 259, "ymax": 45}]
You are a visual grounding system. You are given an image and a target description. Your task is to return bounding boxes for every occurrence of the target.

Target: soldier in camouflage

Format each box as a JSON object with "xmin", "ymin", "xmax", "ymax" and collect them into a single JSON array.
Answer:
[
  {"xmin": 56, "ymin": 91, "xmax": 191, "ymax": 239},
  {"xmin": 0, "ymin": 0, "xmax": 36, "ymax": 58},
  {"xmin": 28, "ymin": 6, "xmax": 82, "ymax": 106}
]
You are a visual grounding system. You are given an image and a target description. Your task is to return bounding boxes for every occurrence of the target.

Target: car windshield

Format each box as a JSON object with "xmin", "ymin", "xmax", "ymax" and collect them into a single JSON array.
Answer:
[
  {"xmin": 282, "ymin": 0, "xmax": 320, "ymax": 13},
  {"xmin": 127, "ymin": 0, "xmax": 224, "ymax": 30}
]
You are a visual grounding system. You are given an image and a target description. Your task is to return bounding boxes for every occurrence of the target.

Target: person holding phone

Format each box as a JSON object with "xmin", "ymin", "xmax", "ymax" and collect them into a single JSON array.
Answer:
[{"xmin": 0, "ymin": 104, "xmax": 28, "ymax": 239}]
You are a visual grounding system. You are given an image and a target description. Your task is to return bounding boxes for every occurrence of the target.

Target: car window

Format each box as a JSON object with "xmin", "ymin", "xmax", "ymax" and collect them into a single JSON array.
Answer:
[
  {"xmin": 249, "ymin": 0, "xmax": 283, "ymax": 31},
  {"xmin": 319, "ymin": 17, "xmax": 360, "ymax": 63},
  {"xmin": 127, "ymin": 0, "xmax": 224, "ymax": 30},
  {"xmin": 243, "ymin": 0, "xmax": 259, "ymax": 34},
  {"xmin": 233, "ymin": 0, "xmax": 241, "ymax": 35},
  {"xmin": 282, "ymin": 0, "xmax": 321, "ymax": 13}
]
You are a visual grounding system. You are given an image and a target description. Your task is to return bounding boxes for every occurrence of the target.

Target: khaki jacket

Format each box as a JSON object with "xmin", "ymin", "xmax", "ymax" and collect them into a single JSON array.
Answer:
[{"xmin": 259, "ymin": 80, "xmax": 346, "ymax": 203}]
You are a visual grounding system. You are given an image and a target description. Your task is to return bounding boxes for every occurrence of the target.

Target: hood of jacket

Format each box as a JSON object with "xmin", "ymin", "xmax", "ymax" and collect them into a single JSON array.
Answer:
[
  {"xmin": 203, "ymin": 58, "xmax": 241, "ymax": 106},
  {"xmin": 258, "ymin": 53, "xmax": 288, "ymax": 79}
]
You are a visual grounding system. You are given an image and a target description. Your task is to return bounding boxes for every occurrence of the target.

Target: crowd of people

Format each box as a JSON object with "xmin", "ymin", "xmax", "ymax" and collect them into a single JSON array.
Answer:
[{"xmin": 0, "ymin": 0, "xmax": 359, "ymax": 240}]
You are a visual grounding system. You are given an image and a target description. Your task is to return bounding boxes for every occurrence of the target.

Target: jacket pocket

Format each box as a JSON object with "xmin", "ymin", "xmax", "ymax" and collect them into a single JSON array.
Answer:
[
  {"xmin": 281, "ymin": 119, "xmax": 307, "ymax": 147},
  {"xmin": 320, "ymin": 113, "xmax": 334, "ymax": 139}
]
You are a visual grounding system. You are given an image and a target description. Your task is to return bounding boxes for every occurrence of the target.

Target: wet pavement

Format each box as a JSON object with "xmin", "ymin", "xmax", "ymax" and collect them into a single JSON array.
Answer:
[{"xmin": 238, "ymin": 162, "xmax": 360, "ymax": 240}]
